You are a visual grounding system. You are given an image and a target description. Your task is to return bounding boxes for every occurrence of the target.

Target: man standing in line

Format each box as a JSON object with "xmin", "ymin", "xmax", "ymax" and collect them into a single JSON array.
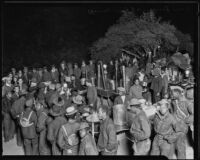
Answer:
[{"xmin": 97, "ymin": 105, "xmax": 118, "ymax": 155}]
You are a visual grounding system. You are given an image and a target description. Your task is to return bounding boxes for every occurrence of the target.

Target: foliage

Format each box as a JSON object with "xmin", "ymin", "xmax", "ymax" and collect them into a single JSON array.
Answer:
[{"xmin": 90, "ymin": 9, "xmax": 193, "ymax": 62}]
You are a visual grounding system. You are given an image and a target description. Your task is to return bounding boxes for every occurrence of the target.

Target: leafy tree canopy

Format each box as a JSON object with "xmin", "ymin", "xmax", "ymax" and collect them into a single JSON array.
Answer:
[{"xmin": 90, "ymin": 9, "xmax": 193, "ymax": 63}]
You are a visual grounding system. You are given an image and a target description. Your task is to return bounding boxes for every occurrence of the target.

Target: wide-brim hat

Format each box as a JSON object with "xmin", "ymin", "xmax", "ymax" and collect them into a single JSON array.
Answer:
[
  {"xmin": 65, "ymin": 105, "xmax": 78, "ymax": 116},
  {"xmin": 129, "ymin": 98, "xmax": 141, "ymax": 106},
  {"xmin": 78, "ymin": 122, "xmax": 89, "ymax": 130},
  {"xmin": 49, "ymin": 105, "xmax": 63, "ymax": 117},
  {"xmin": 138, "ymin": 99, "xmax": 146, "ymax": 104},
  {"xmin": 117, "ymin": 87, "xmax": 126, "ymax": 92},
  {"xmin": 157, "ymin": 99, "xmax": 169, "ymax": 106},
  {"xmin": 73, "ymin": 95, "xmax": 83, "ymax": 105},
  {"xmin": 53, "ymin": 96, "xmax": 65, "ymax": 107}
]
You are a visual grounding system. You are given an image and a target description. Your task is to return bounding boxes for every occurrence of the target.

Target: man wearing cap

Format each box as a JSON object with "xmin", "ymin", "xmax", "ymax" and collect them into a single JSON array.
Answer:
[
  {"xmin": 47, "ymin": 96, "xmax": 67, "ymax": 155},
  {"xmin": 151, "ymin": 99, "xmax": 178, "ymax": 159},
  {"xmin": 128, "ymin": 98, "xmax": 151, "ymax": 155},
  {"xmin": 35, "ymin": 100, "xmax": 52, "ymax": 155},
  {"xmin": 10, "ymin": 89, "xmax": 27, "ymax": 146},
  {"xmin": 97, "ymin": 105, "xmax": 118, "ymax": 155},
  {"xmin": 171, "ymin": 88, "xmax": 193, "ymax": 159},
  {"xmin": 86, "ymin": 79, "xmax": 97, "ymax": 109},
  {"xmin": 51, "ymin": 65, "xmax": 59, "ymax": 83},
  {"xmin": 78, "ymin": 122, "xmax": 98, "ymax": 155},
  {"xmin": 57, "ymin": 105, "xmax": 80, "ymax": 155},
  {"xmin": 2, "ymin": 77, "xmax": 13, "ymax": 97},
  {"xmin": 114, "ymin": 87, "xmax": 130, "ymax": 107},
  {"xmin": 48, "ymin": 83, "xmax": 62, "ymax": 107},
  {"xmin": 19, "ymin": 95, "xmax": 38, "ymax": 155},
  {"xmin": 150, "ymin": 67, "xmax": 163, "ymax": 103}
]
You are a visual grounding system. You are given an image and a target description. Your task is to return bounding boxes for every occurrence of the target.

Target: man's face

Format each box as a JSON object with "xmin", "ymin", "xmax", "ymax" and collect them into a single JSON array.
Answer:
[
  {"xmin": 7, "ymin": 92, "xmax": 12, "ymax": 99},
  {"xmin": 89, "ymin": 61, "xmax": 93, "ymax": 65},
  {"xmin": 79, "ymin": 128, "xmax": 87, "ymax": 138},
  {"xmin": 24, "ymin": 68, "xmax": 28, "ymax": 73},
  {"xmin": 81, "ymin": 79, "xmax": 85, "ymax": 85},
  {"xmin": 98, "ymin": 108, "xmax": 106, "ymax": 120},
  {"xmin": 14, "ymin": 87, "xmax": 19, "ymax": 93},
  {"xmin": 135, "ymin": 79, "xmax": 139, "ymax": 85},
  {"xmin": 12, "ymin": 68, "xmax": 16, "ymax": 74},
  {"xmin": 159, "ymin": 104, "xmax": 168, "ymax": 115},
  {"xmin": 18, "ymin": 79, "xmax": 23, "ymax": 84},
  {"xmin": 74, "ymin": 64, "xmax": 78, "ymax": 68},
  {"xmin": 33, "ymin": 69, "xmax": 36, "ymax": 73}
]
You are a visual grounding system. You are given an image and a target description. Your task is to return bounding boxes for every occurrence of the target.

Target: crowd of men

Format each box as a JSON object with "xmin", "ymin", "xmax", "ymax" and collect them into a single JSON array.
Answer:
[{"xmin": 2, "ymin": 56, "xmax": 194, "ymax": 158}]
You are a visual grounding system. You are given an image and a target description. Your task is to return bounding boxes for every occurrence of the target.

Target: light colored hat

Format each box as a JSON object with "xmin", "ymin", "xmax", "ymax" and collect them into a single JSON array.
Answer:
[
  {"xmin": 65, "ymin": 76, "xmax": 71, "ymax": 82},
  {"xmin": 158, "ymin": 99, "xmax": 169, "ymax": 106},
  {"xmin": 138, "ymin": 99, "xmax": 146, "ymax": 104},
  {"xmin": 73, "ymin": 95, "xmax": 83, "ymax": 105},
  {"xmin": 78, "ymin": 122, "xmax": 89, "ymax": 130},
  {"xmin": 117, "ymin": 87, "xmax": 125, "ymax": 92},
  {"xmin": 65, "ymin": 105, "xmax": 78, "ymax": 116},
  {"xmin": 129, "ymin": 98, "xmax": 141, "ymax": 106}
]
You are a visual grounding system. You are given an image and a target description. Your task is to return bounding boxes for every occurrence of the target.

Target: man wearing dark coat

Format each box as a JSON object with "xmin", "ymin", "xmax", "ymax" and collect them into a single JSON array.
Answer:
[
  {"xmin": 42, "ymin": 67, "xmax": 52, "ymax": 82},
  {"xmin": 2, "ymin": 92, "xmax": 15, "ymax": 142},
  {"xmin": 35, "ymin": 100, "xmax": 52, "ymax": 155},
  {"xmin": 47, "ymin": 96, "xmax": 67, "ymax": 155},
  {"xmin": 97, "ymin": 105, "xmax": 118, "ymax": 155}
]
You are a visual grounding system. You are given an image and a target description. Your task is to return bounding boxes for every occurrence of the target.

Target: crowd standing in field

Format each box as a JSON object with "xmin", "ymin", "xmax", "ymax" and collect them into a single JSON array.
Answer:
[{"xmin": 2, "ymin": 55, "xmax": 194, "ymax": 158}]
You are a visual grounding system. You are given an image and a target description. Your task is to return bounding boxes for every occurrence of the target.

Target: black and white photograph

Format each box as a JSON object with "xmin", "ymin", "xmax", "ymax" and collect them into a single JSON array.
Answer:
[{"xmin": 2, "ymin": 1, "xmax": 199, "ymax": 159}]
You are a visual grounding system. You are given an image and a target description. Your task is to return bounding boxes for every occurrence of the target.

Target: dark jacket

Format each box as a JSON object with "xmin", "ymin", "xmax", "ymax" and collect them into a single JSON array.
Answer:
[
  {"xmin": 57, "ymin": 121, "xmax": 80, "ymax": 150},
  {"xmin": 114, "ymin": 95, "xmax": 130, "ymax": 107},
  {"xmin": 97, "ymin": 117, "xmax": 118, "ymax": 153},
  {"xmin": 130, "ymin": 110, "xmax": 151, "ymax": 141},
  {"xmin": 10, "ymin": 96, "xmax": 26, "ymax": 119},
  {"xmin": 150, "ymin": 76, "xmax": 163, "ymax": 93},
  {"xmin": 51, "ymin": 71, "xmax": 59, "ymax": 83},
  {"xmin": 79, "ymin": 133, "xmax": 98, "ymax": 155},
  {"xmin": 87, "ymin": 86, "xmax": 97, "ymax": 106},
  {"xmin": 47, "ymin": 116, "xmax": 67, "ymax": 143},
  {"xmin": 20, "ymin": 108, "xmax": 38, "ymax": 139},
  {"xmin": 73, "ymin": 68, "xmax": 81, "ymax": 80},
  {"xmin": 42, "ymin": 71, "xmax": 52, "ymax": 82}
]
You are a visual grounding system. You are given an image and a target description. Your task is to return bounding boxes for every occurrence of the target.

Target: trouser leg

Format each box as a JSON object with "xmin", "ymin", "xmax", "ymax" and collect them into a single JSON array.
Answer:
[
  {"xmin": 3, "ymin": 114, "xmax": 10, "ymax": 142},
  {"xmin": 52, "ymin": 141, "xmax": 61, "ymax": 155},
  {"xmin": 39, "ymin": 130, "xmax": 51, "ymax": 155},
  {"xmin": 150, "ymin": 136, "xmax": 160, "ymax": 156},
  {"xmin": 16, "ymin": 124, "xmax": 23, "ymax": 146},
  {"xmin": 175, "ymin": 133, "xmax": 186, "ymax": 159},
  {"xmin": 160, "ymin": 140, "xmax": 171, "ymax": 159},
  {"xmin": 9, "ymin": 116, "xmax": 16, "ymax": 139},
  {"xmin": 32, "ymin": 136, "xmax": 39, "ymax": 155},
  {"xmin": 24, "ymin": 139, "xmax": 32, "ymax": 155}
]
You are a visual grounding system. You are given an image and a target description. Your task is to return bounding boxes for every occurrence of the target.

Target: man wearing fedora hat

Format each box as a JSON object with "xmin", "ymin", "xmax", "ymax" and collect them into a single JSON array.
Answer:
[
  {"xmin": 151, "ymin": 100, "xmax": 178, "ymax": 159},
  {"xmin": 78, "ymin": 122, "xmax": 98, "ymax": 155},
  {"xmin": 47, "ymin": 96, "xmax": 67, "ymax": 155},
  {"xmin": 171, "ymin": 88, "xmax": 193, "ymax": 159},
  {"xmin": 128, "ymin": 98, "xmax": 151, "ymax": 155},
  {"xmin": 19, "ymin": 95, "xmax": 39, "ymax": 155},
  {"xmin": 97, "ymin": 105, "xmax": 118, "ymax": 155},
  {"xmin": 57, "ymin": 105, "xmax": 80, "ymax": 155}
]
